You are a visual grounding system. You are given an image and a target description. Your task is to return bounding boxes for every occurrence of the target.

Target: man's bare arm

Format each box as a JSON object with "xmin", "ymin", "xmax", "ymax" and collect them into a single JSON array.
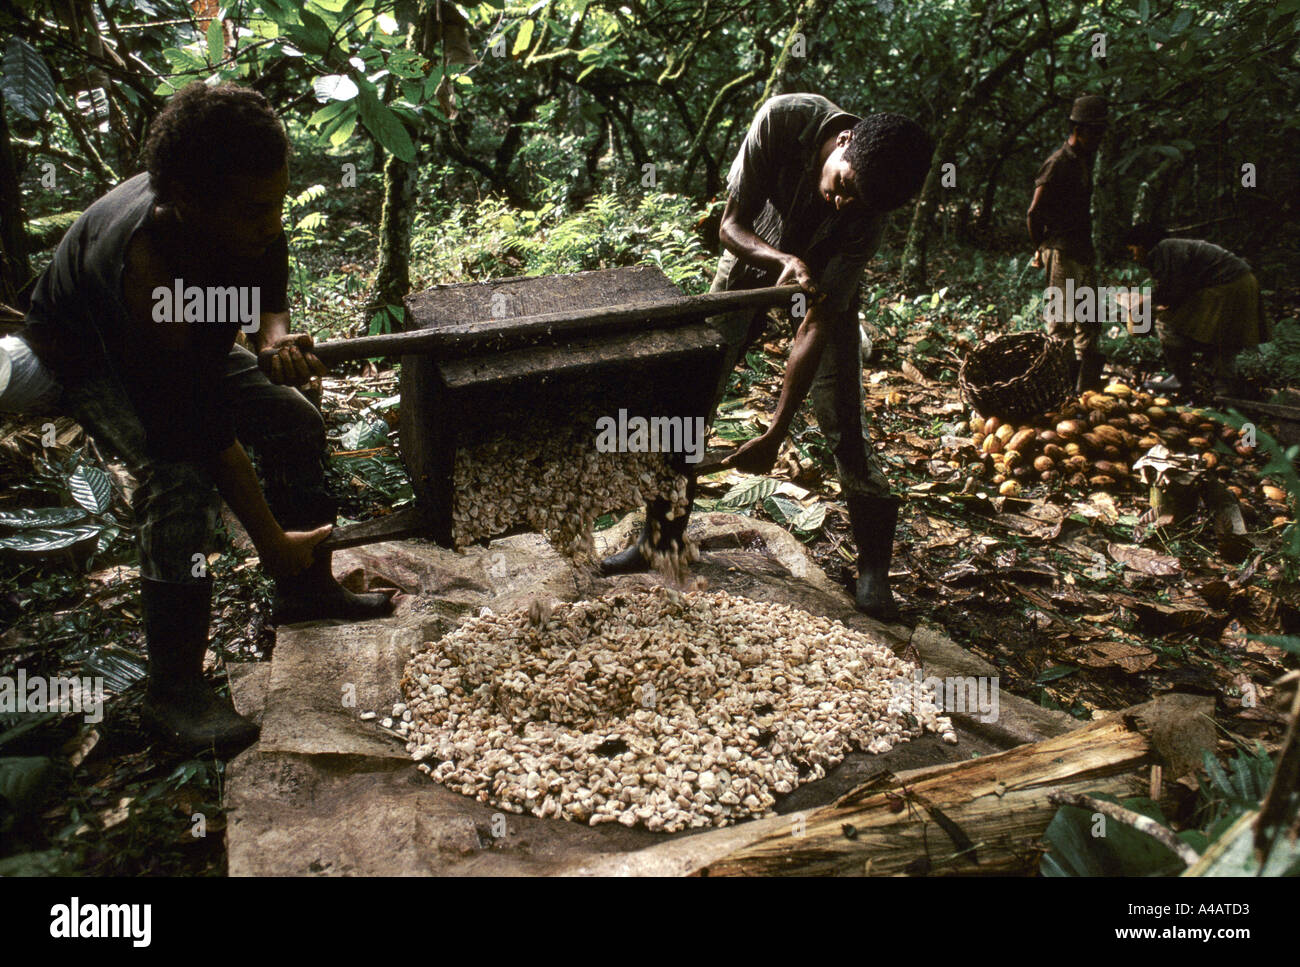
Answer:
[
  {"xmin": 719, "ymin": 195, "xmax": 821, "ymax": 296},
  {"xmin": 1027, "ymin": 184, "xmax": 1048, "ymax": 246},
  {"xmin": 723, "ymin": 301, "xmax": 833, "ymax": 475},
  {"xmin": 207, "ymin": 440, "xmax": 328, "ymax": 577},
  {"xmin": 1027, "ymin": 184, "xmax": 1048, "ymax": 263}
]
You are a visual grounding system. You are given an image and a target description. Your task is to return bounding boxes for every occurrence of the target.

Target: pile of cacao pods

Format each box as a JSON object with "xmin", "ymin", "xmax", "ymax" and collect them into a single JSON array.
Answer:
[{"xmin": 955, "ymin": 381, "xmax": 1261, "ymax": 498}]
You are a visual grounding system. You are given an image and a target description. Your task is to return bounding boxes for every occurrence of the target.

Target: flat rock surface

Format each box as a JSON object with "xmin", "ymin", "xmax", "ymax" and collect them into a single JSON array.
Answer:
[{"xmin": 226, "ymin": 512, "xmax": 1079, "ymax": 876}]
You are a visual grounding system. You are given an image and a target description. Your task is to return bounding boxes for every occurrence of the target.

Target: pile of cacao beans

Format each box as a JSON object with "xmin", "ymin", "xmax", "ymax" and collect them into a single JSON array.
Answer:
[{"xmin": 954, "ymin": 381, "xmax": 1261, "ymax": 497}]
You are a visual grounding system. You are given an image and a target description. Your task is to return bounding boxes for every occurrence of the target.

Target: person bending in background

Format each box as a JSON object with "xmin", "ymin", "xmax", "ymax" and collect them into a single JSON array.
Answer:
[
  {"xmin": 602, "ymin": 92, "xmax": 933, "ymax": 622},
  {"xmin": 17, "ymin": 82, "xmax": 393, "ymax": 755},
  {"xmin": 1122, "ymin": 223, "xmax": 1268, "ymax": 399}
]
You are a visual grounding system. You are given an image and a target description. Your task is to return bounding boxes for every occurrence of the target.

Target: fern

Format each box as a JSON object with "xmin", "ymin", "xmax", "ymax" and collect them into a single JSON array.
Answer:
[{"xmin": 409, "ymin": 189, "xmax": 712, "ymax": 291}]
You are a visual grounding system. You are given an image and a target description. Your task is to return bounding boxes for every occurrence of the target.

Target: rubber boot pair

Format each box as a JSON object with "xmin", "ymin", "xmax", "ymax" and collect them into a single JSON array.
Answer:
[
  {"xmin": 599, "ymin": 478, "xmax": 696, "ymax": 575},
  {"xmin": 272, "ymin": 547, "xmax": 395, "ymax": 624},
  {"xmin": 846, "ymin": 494, "xmax": 901, "ymax": 622},
  {"xmin": 139, "ymin": 575, "xmax": 259, "ymax": 757}
]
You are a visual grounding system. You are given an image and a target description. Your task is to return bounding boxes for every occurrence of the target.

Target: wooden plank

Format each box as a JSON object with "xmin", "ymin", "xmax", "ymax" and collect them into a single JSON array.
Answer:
[
  {"xmin": 437, "ymin": 322, "xmax": 723, "ymax": 390},
  {"xmin": 406, "ymin": 265, "xmax": 683, "ymax": 329},
  {"xmin": 696, "ymin": 709, "xmax": 1158, "ymax": 876},
  {"xmin": 311, "ymin": 283, "xmax": 798, "ymax": 365},
  {"xmin": 317, "ymin": 507, "xmax": 428, "ymax": 552}
]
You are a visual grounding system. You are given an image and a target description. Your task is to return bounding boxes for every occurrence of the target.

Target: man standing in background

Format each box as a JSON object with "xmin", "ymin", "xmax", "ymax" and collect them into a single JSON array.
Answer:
[{"xmin": 1028, "ymin": 94, "xmax": 1109, "ymax": 392}]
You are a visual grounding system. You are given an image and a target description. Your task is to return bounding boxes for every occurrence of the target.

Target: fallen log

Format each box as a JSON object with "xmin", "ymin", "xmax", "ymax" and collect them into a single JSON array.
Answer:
[{"xmin": 696, "ymin": 701, "xmax": 1179, "ymax": 876}]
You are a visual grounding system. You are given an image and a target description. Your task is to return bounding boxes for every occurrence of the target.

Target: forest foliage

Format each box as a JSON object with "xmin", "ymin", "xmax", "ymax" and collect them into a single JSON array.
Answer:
[{"xmin": 2, "ymin": 1, "xmax": 1297, "ymax": 308}]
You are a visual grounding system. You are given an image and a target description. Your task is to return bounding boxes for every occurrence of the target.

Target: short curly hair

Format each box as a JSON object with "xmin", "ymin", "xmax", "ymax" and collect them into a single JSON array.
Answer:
[
  {"xmin": 845, "ymin": 113, "xmax": 934, "ymax": 212},
  {"xmin": 142, "ymin": 82, "xmax": 290, "ymax": 203}
]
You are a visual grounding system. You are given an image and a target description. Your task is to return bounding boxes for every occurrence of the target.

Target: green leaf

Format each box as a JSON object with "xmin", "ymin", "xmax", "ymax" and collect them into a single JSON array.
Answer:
[
  {"xmin": 163, "ymin": 47, "xmax": 210, "ymax": 74},
  {"xmin": 295, "ymin": 212, "xmax": 327, "ymax": 232},
  {"xmin": 1188, "ymin": 811, "xmax": 1300, "ymax": 876},
  {"xmin": 313, "ymin": 74, "xmax": 359, "ymax": 101},
  {"xmin": 207, "ymin": 17, "xmax": 225, "ymax": 64},
  {"xmin": 367, "ymin": 305, "xmax": 402, "ymax": 336},
  {"xmin": 340, "ymin": 417, "xmax": 390, "ymax": 451},
  {"xmin": 713, "ymin": 420, "xmax": 757, "ymax": 443},
  {"xmin": 513, "ymin": 19, "xmax": 536, "ymax": 55},
  {"xmin": 0, "ymin": 524, "xmax": 103, "ymax": 554},
  {"xmin": 299, "ymin": 8, "xmax": 334, "ymax": 53},
  {"xmin": 294, "ymin": 183, "xmax": 328, "ymax": 205},
  {"xmin": 355, "ymin": 82, "xmax": 415, "ymax": 162},
  {"xmin": 387, "ymin": 49, "xmax": 428, "ymax": 79},
  {"xmin": 763, "ymin": 494, "xmax": 803, "ymax": 523},
  {"xmin": 791, "ymin": 502, "xmax": 827, "ymax": 533},
  {"xmin": 0, "ymin": 507, "xmax": 89, "ymax": 530},
  {"xmin": 67, "ymin": 464, "xmax": 112, "ymax": 515},
  {"xmin": 307, "ymin": 100, "xmax": 349, "ymax": 126},
  {"xmin": 718, "ymin": 476, "xmax": 778, "ymax": 509},
  {"xmin": 1202, "ymin": 748, "xmax": 1232, "ymax": 797},
  {"xmin": 1, "ymin": 37, "xmax": 56, "ymax": 120},
  {"xmin": 1041, "ymin": 794, "xmax": 1187, "ymax": 876},
  {"xmin": 1036, "ymin": 665, "xmax": 1078, "ymax": 683},
  {"xmin": 325, "ymin": 108, "xmax": 358, "ymax": 146},
  {"xmin": 1169, "ymin": 9, "xmax": 1192, "ymax": 35},
  {"xmin": 0, "ymin": 850, "xmax": 69, "ymax": 875}
]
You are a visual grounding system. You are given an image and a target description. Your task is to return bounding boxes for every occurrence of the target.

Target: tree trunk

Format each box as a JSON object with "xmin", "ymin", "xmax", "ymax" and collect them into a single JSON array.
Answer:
[
  {"xmin": 366, "ymin": 151, "xmax": 419, "ymax": 326},
  {"xmin": 758, "ymin": 0, "xmax": 826, "ymax": 104},
  {"xmin": 973, "ymin": 156, "xmax": 1003, "ymax": 240},
  {"xmin": 0, "ymin": 103, "xmax": 31, "ymax": 308},
  {"xmin": 695, "ymin": 699, "xmax": 1184, "ymax": 876},
  {"xmin": 1091, "ymin": 134, "xmax": 1126, "ymax": 265},
  {"xmin": 364, "ymin": 2, "xmax": 433, "ymax": 328},
  {"xmin": 1131, "ymin": 156, "xmax": 1181, "ymax": 227},
  {"xmin": 974, "ymin": 103, "xmax": 1057, "ymax": 240},
  {"xmin": 901, "ymin": 3, "xmax": 1083, "ymax": 292}
]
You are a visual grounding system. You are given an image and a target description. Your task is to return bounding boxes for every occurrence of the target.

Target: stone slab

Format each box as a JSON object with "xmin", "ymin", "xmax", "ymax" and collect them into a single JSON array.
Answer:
[{"xmin": 227, "ymin": 512, "xmax": 1080, "ymax": 876}]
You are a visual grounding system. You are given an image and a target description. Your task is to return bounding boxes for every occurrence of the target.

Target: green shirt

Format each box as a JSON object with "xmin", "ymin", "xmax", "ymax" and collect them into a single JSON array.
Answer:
[
  {"xmin": 720, "ymin": 93, "xmax": 885, "ymax": 317},
  {"xmin": 1147, "ymin": 238, "xmax": 1251, "ymax": 309}
]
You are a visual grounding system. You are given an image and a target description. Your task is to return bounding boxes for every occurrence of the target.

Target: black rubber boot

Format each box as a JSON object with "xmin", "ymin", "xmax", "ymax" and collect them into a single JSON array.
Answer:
[
  {"xmin": 139, "ymin": 576, "xmax": 260, "ymax": 757},
  {"xmin": 599, "ymin": 479, "xmax": 696, "ymax": 575},
  {"xmin": 1064, "ymin": 351, "xmax": 1081, "ymax": 391},
  {"xmin": 846, "ymin": 494, "xmax": 901, "ymax": 622},
  {"xmin": 272, "ymin": 548, "xmax": 395, "ymax": 624},
  {"xmin": 1076, "ymin": 351, "xmax": 1107, "ymax": 394}
]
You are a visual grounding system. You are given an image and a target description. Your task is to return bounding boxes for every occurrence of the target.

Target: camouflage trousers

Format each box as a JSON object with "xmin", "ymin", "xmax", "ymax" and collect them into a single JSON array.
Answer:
[
  {"xmin": 1041, "ymin": 247, "xmax": 1100, "ymax": 359},
  {"xmin": 707, "ymin": 253, "xmax": 890, "ymax": 498},
  {"xmin": 59, "ymin": 344, "xmax": 335, "ymax": 583}
]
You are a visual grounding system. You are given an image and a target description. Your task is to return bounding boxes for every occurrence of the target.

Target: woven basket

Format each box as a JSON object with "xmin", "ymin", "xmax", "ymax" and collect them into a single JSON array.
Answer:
[{"xmin": 958, "ymin": 332, "xmax": 1073, "ymax": 421}]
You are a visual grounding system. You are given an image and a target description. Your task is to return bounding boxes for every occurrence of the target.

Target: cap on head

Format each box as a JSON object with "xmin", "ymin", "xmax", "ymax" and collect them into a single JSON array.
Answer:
[{"xmin": 1069, "ymin": 94, "xmax": 1109, "ymax": 127}]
